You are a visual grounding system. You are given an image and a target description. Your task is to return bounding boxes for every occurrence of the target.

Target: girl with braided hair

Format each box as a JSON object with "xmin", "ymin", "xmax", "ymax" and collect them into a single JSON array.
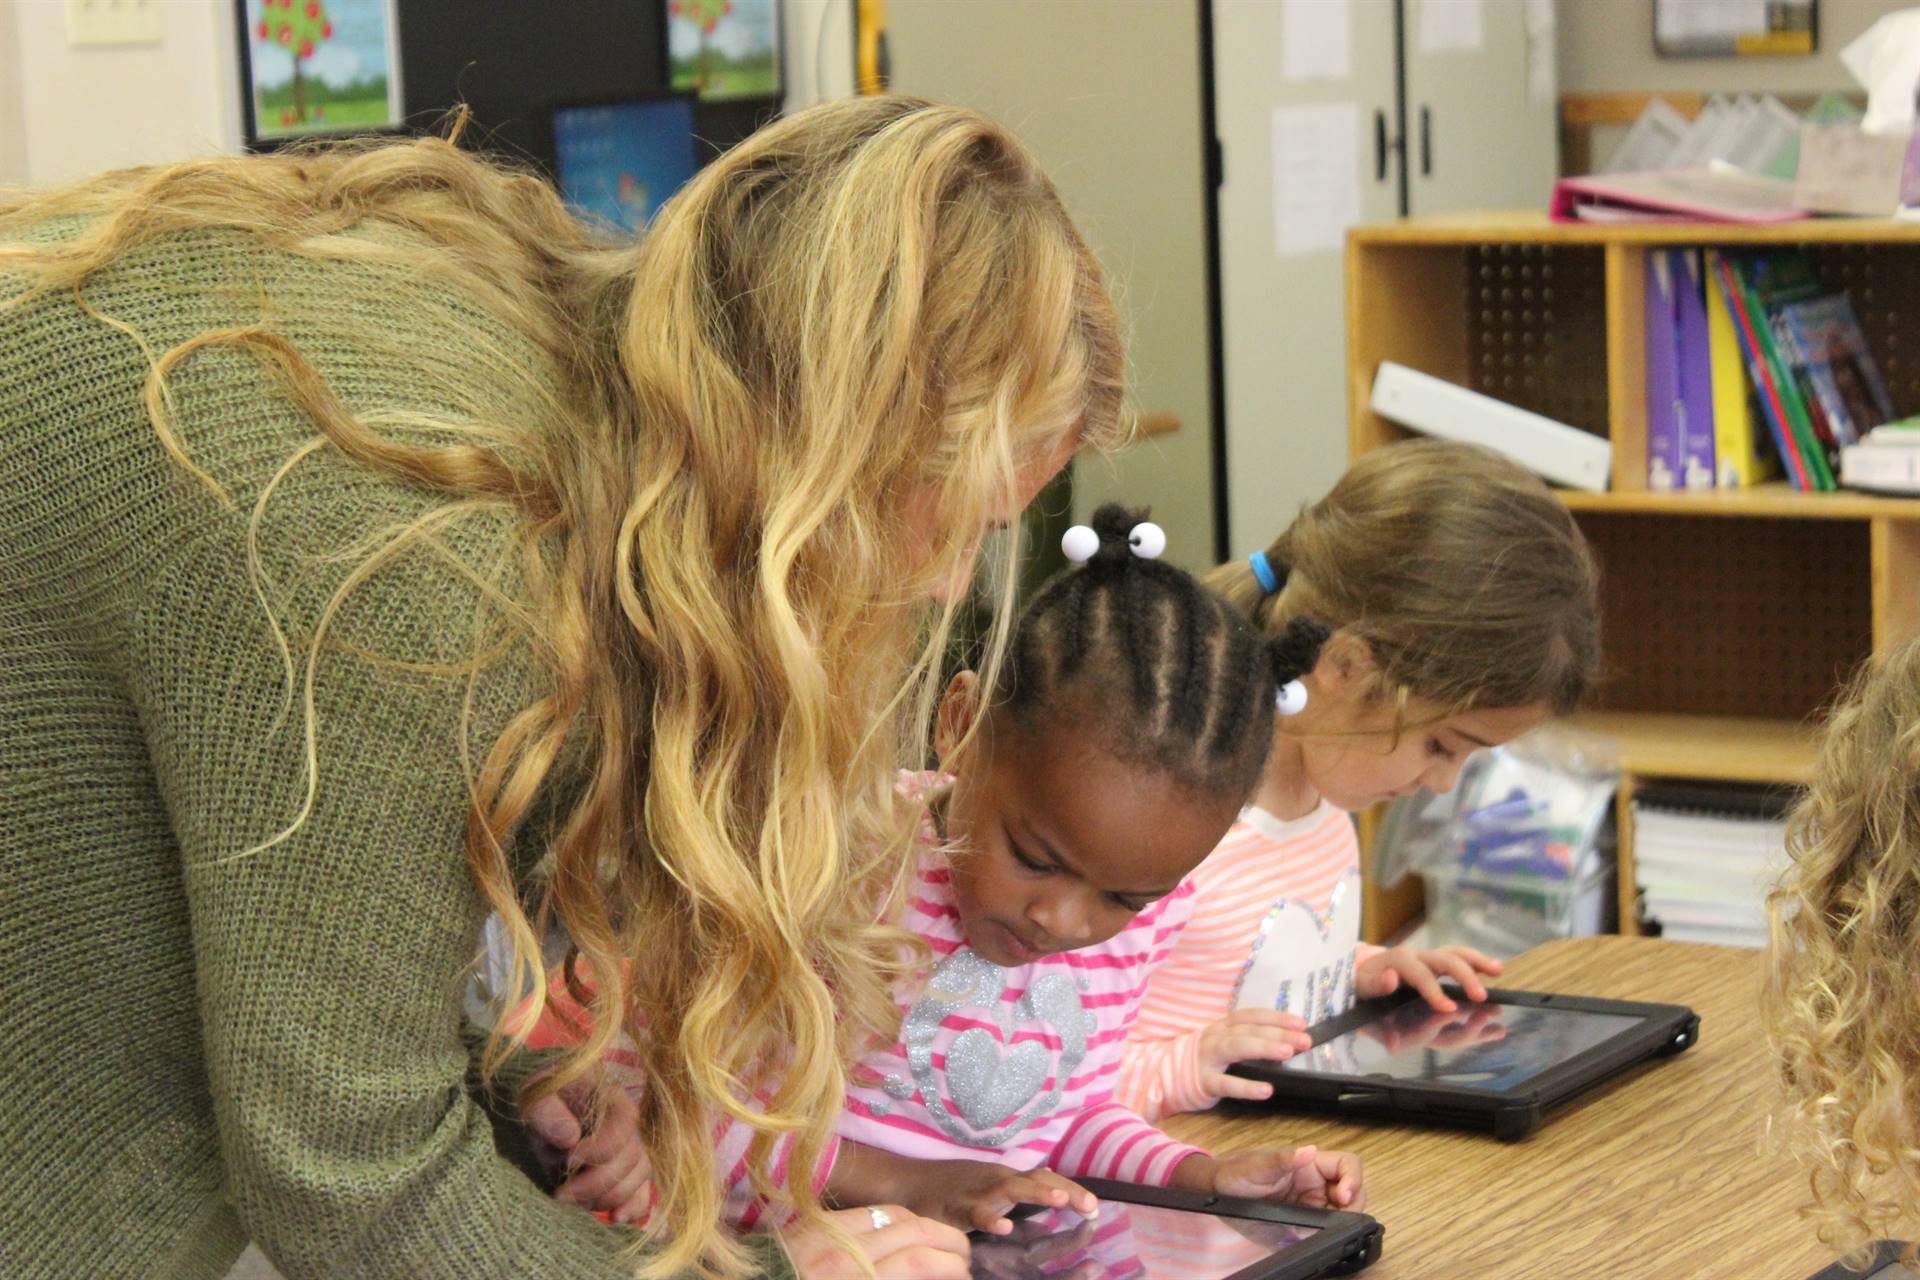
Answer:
[{"xmin": 530, "ymin": 503, "xmax": 1366, "ymax": 1243}]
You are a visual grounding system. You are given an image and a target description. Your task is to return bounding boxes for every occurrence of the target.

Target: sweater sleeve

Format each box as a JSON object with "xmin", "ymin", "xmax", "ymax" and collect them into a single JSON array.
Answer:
[
  {"xmin": 1113, "ymin": 877, "xmax": 1230, "ymax": 1122},
  {"xmin": 134, "ymin": 518, "xmax": 794, "ymax": 1280},
  {"xmin": 1047, "ymin": 1100, "xmax": 1205, "ymax": 1188}
]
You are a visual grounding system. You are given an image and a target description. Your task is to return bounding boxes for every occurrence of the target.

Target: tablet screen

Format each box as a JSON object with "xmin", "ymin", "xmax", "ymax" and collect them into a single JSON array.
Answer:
[
  {"xmin": 1277, "ymin": 998, "xmax": 1643, "ymax": 1091},
  {"xmin": 970, "ymin": 1202, "xmax": 1317, "ymax": 1279}
]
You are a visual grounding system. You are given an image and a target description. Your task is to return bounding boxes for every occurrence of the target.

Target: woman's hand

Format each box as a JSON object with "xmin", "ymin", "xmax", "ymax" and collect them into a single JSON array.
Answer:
[
  {"xmin": 782, "ymin": 1205, "xmax": 972, "ymax": 1280},
  {"xmin": 523, "ymin": 1082, "xmax": 655, "ymax": 1224},
  {"xmin": 1170, "ymin": 1146, "xmax": 1365, "ymax": 1211},
  {"xmin": 1195, "ymin": 1009, "xmax": 1314, "ymax": 1101},
  {"xmin": 1355, "ymin": 945, "xmax": 1503, "ymax": 1010}
]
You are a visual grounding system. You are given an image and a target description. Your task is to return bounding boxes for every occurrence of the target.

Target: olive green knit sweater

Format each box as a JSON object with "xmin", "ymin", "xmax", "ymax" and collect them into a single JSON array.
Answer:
[{"xmin": 0, "ymin": 222, "xmax": 792, "ymax": 1280}]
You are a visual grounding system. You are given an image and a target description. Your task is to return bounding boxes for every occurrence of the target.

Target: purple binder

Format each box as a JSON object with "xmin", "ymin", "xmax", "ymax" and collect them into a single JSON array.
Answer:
[
  {"xmin": 1675, "ymin": 250, "xmax": 1717, "ymax": 490},
  {"xmin": 1644, "ymin": 250, "xmax": 1684, "ymax": 491}
]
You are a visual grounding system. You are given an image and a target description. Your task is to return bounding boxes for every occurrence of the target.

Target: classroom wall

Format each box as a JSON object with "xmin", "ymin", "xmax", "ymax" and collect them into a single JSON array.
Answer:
[
  {"xmin": 782, "ymin": 0, "xmax": 857, "ymax": 111},
  {"xmin": 6, "ymin": 0, "xmax": 240, "ymax": 187},
  {"xmin": 1562, "ymin": 0, "xmax": 1915, "ymax": 94},
  {"xmin": 882, "ymin": 0, "xmax": 1217, "ymax": 571},
  {"xmin": 0, "ymin": 2, "xmax": 27, "ymax": 185}
]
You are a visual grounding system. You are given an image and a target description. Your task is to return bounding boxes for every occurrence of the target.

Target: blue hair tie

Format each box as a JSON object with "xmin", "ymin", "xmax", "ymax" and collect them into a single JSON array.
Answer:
[{"xmin": 1248, "ymin": 550, "xmax": 1280, "ymax": 596}]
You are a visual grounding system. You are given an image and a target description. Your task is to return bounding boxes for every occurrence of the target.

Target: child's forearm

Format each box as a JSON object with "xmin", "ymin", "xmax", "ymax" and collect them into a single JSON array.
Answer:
[
  {"xmin": 824, "ymin": 1139, "xmax": 927, "ymax": 1209},
  {"xmin": 1050, "ymin": 1100, "xmax": 1206, "ymax": 1187},
  {"xmin": 1116, "ymin": 1024, "xmax": 1216, "ymax": 1120},
  {"xmin": 1166, "ymin": 1151, "xmax": 1217, "ymax": 1193}
]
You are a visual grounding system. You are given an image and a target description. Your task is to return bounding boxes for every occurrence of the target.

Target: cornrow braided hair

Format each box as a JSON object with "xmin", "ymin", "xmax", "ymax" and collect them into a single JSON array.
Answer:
[{"xmin": 999, "ymin": 504, "xmax": 1299, "ymax": 802}]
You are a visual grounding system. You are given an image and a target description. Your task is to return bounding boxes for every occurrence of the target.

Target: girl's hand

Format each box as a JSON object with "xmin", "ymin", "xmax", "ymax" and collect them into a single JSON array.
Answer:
[
  {"xmin": 1195, "ymin": 1009, "xmax": 1314, "ymax": 1101},
  {"xmin": 782, "ymin": 1205, "xmax": 972, "ymax": 1280},
  {"xmin": 1355, "ymin": 945, "xmax": 1503, "ymax": 1010},
  {"xmin": 829, "ymin": 1141, "xmax": 1097, "ymax": 1236},
  {"xmin": 1206, "ymin": 1146, "xmax": 1366, "ymax": 1212},
  {"xmin": 523, "ymin": 1081, "xmax": 655, "ymax": 1225},
  {"xmin": 920, "ymin": 1162, "xmax": 1100, "ymax": 1236}
]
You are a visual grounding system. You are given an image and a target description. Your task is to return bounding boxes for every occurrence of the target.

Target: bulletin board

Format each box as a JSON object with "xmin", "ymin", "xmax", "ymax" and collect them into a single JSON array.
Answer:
[{"xmin": 1653, "ymin": 0, "xmax": 1817, "ymax": 58}]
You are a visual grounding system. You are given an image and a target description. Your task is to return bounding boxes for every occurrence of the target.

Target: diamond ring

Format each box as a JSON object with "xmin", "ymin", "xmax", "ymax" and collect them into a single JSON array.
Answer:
[{"xmin": 867, "ymin": 1205, "xmax": 893, "ymax": 1231}]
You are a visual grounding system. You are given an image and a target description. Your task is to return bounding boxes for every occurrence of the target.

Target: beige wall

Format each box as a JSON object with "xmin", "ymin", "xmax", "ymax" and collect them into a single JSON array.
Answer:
[
  {"xmin": 0, "ymin": 2, "xmax": 26, "ymax": 185},
  {"xmin": 1562, "ymin": 0, "xmax": 1913, "ymax": 94},
  {"xmin": 782, "ymin": 0, "xmax": 857, "ymax": 111},
  {"xmin": 884, "ymin": 0, "xmax": 1217, "ymax": 570},
  {"xmin": 5, "ymin": 0, "xmax": 239, "ymax": 188}
]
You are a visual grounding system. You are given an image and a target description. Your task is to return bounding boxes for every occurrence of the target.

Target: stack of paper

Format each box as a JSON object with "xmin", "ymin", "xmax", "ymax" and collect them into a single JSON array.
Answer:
[
  {"xmin": 1605, "ymin": 94, "xmax": 1803, "ymax": 178},
  {"xmin": 1633, "ymin": 784, "xmax": 1792, "ymax": 948}
]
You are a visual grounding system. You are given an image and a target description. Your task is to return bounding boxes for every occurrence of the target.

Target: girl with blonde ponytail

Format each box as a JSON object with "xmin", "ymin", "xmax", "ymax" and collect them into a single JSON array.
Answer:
[{"xmin": 0, "ymin": 97, "xmax": 1124, "ymax": 1280}]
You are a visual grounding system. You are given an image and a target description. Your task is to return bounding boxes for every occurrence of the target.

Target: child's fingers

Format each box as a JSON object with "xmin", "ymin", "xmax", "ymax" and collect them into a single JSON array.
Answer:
[
  {"xmin": 573, "ymin": 1089, "xmax": 647, "ymax": 1166},
  {"xmin": 1224, "ymin": 1145, "xmax": 1314, "ymax": 1197},
  {"xmin": 1215, "ymin": 1026, "xmax": 1308, "ymax": 1065},
  {"xmin": 1226, "ymin": 1008, "xmax": 1310, "ymax": 1031},
  {"xmin": 1316, "ymin": 1151, "xmax": 1366, "ymax": 1210},
  {"xmin": 1355, "ymin": 961, "xmax": 1401, "ymax": 999},
  {"xmin": 605, "ymin": 1167, "xmax": 653, "ymax": 1224},
  {"xmin": 1427, "ymin": 951, "xmax": 1488, "ymax": 1002},
  {"xmin": 986, "ymin": 1170, "xmax": 1085, "ymax": 1223},
  {"xmin": 1395, "ymin": 959, "xmax": 1457, "ymax": 1011},
  {"xmin": 1028, "ymin": 1169, "xmax": 1099, "ymax": 1218},
  {"xmin": 523, "ymin": 1089, "xmax": 583, "ymax": 1150},
  {"xmin": 555, "ymin": 1140, "xmax": 645, "ymax": 1207},
  {"xmin": 611, "ymin": 1178, "xmax": 656, "ymax": 1227},
  {"xmin": 969, "ymin": 1199, "xmax": 1016, "ymax": 1236},
  {"xmin": 1447, "ymin": 945, "xmax": 1504, "ymax": 975},
  {"xmin": 968, "ymin": 1171, "xmax": 1077, "ymax": 1234},
  {"xmin": 1202, "ymin": 1069, "xmax": 1275, "ymax": 1102}
]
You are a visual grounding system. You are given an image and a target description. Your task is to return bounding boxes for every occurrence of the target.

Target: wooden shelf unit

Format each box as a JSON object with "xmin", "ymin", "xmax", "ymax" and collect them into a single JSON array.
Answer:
[{"xmin": 1346, "ymin": 213, "xmax": 1920, "ymax": 940}]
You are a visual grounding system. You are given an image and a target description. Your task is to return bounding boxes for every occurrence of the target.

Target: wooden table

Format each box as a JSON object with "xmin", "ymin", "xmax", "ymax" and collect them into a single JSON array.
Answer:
[{"xmin": 1163, "ymin": 936, "xmax": 1836, "ymax": 1279}]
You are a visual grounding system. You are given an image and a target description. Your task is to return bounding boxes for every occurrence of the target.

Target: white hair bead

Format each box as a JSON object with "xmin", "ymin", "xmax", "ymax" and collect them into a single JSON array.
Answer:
[
  {"xmin": 1275, "ymin": 679, "xmax": 1309, "ymax": 716},
  {"xmin": 1127, "ymin": 521, "xmax": 1166, "ymax": 560},
  {"xmin": 1061, "ymin": 524, "xmax": 1100, "ymax": 564}
]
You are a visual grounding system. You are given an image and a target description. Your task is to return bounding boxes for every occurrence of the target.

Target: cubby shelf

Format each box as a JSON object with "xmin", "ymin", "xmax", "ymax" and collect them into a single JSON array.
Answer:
[{"xmin": 1347, "ymin": 214, "xmax": 1920, "ymax": 940}]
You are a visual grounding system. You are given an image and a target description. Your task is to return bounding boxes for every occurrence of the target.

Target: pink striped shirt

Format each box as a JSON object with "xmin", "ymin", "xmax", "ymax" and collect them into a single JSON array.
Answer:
[
  {"xmin": 838, "ymin": 792, "xmax": 1207, "ymax": 1188},
  {"xmin": 1116, "ymin": 801, "xmax": 1381, "ymax": 1121}
]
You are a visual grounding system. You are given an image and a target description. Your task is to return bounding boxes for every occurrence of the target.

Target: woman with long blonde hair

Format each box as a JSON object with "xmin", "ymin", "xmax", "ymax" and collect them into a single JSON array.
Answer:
[
  {"xmin": 1766, "ymin": 635, "xmax": 1920, "ymax": 1268},
  {"xmin": 0, "ymin": 97, "xmax": 1124, "ymax": 1280}
]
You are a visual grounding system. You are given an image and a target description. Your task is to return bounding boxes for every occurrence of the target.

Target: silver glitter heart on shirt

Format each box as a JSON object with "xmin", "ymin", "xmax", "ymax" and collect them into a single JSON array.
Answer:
[
  {"xmin": 898, "ymin": 948, "xmax": 1090, "ymax": 1148},
  {"xmin": 945, "ymin": 1031, "xmax": 1051, "ymax": 1129}
]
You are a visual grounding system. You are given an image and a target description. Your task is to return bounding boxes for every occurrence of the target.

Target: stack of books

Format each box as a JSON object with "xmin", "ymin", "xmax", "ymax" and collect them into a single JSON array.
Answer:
[
  {"xmin": 1632, "ymin": 783, "xmax": 1792, "ymax": 947},
  {"xmin": 1644, "ymin": 248, "xmax": 1897, "ymax": 492}
]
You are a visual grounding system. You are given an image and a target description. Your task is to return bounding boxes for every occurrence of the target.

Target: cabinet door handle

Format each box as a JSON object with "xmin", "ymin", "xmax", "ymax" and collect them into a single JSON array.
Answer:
[
  {"xmin": 1374, "ymin": 109, "xmax": 1389, "ymax": 182},
  {"xmin": 1420, "ymin": 105, "xmax": 1432, "ymax": 177}
]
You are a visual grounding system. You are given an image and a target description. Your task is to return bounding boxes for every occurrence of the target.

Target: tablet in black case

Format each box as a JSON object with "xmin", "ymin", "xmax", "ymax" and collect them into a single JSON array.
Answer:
[
  {"xmin": 1227, "ymin": 986, "xmax": 1699, "ymax": 1141},
  {"xmin": 971, "ymin": 1176, "xmax": 1382, "ymax": 1280},
  {"xmin": 1809, "ymin": 1241, "xmax": 1918, "ymax": 1278}
]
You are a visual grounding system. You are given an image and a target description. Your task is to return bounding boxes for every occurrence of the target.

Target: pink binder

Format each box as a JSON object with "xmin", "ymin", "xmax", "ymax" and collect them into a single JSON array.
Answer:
[{"xmin": 1550, "ymin": 169, "xmax": 1809, "ymax": 224}]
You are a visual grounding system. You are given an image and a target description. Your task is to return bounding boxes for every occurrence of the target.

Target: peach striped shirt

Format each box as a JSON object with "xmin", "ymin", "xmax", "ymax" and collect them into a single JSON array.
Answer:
[{"xmin": 1116, "ymin": 801, "xmax": 1379, "ymax": 1120}]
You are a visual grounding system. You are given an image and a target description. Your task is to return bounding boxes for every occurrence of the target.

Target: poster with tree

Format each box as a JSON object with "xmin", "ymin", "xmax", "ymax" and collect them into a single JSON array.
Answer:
[
  {"xmin": 667, "ymin": 0, "xmax": 781, "ymax": 101},
  {"xmin": 243, "ymin": 0, "xmax": 402, "ymax": 140}
]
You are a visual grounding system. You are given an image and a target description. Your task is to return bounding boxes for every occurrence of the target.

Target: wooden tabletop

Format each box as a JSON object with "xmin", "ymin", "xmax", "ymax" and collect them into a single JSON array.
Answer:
[{"xmin": 1162, "ymin": 936, "xmax": 1835, "ymax": 1280}]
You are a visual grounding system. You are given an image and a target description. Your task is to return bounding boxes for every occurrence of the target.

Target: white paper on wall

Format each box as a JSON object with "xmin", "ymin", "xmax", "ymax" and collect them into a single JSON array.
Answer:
[
  {"xmin": 1281, "ymin": 0, "xmax": 1353, "ymax": 82},
  {"xmin": 1525, "ymin": 0, "xmax": 1556, "ymax": 106},
  {"xmin": 1272, "ymin": 102, "xmax": 1362, "ymax": 257},
  {"xmin": 1419, "ymin": 0, "xmax": 1485, "ymax": 54}
]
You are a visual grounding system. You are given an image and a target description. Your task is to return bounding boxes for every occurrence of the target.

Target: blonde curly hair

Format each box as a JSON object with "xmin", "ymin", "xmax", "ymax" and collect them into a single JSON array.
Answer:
[
  {"xmin": 1, "ymin": 98, "xmax": 1126, "ymax": 1277},
  {"xmin": 1766, "ymin": 633, "xmax": 1920, "ymax": 1265}
]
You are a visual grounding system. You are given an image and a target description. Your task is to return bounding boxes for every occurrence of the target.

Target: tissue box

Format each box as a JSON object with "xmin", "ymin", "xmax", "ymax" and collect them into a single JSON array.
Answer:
[{"xmin": 1793, "ymin": 123, "xmax": 1920, "ymax": 215}]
